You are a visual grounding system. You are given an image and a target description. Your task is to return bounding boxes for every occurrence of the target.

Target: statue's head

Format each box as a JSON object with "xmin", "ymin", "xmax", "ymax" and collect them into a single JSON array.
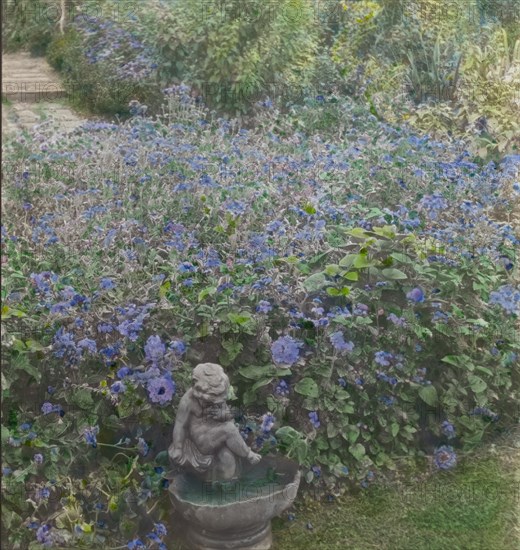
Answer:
[{"xmin": 192, "ymin": 363, "xmax": 230, "ymax": 404}]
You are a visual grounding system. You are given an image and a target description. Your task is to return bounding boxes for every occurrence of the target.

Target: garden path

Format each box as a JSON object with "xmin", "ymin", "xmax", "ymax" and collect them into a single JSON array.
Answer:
[{"xmin": 2, "ymin": 52, "xmax": 84, "ymax": 135}]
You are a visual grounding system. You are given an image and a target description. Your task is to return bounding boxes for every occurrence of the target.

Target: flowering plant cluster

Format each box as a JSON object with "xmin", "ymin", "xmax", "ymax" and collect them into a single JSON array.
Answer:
[{"xmin": 1, "ymin": 87, "xmax": 519, "ymax": 546}]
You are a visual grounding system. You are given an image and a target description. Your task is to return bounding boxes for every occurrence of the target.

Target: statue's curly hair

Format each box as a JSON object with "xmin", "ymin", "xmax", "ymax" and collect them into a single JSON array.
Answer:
[{"xmin": 192, "ymin": 363, "xmax": 229, "ymax": 400}]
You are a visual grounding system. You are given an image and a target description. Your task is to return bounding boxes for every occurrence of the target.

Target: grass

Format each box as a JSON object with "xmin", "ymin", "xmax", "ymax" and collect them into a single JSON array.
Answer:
[{"xmin": 271, "ymin": 441, "xmax": 519, "ymax": 549}]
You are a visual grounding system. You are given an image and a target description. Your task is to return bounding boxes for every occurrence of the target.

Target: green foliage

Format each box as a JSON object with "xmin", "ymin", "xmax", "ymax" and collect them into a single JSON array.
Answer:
[
  {"xmin": 2, "ymin": 0, "xmax": 58, "ymax": 54},
  {"xmin": 130, "ymin": 0, "xmax": 319, "ymax": 114}
]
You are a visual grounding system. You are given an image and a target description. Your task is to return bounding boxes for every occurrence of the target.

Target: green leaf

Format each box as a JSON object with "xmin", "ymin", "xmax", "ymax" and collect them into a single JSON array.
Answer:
[
  {"xmin": 238, "ymin": 365, "xmax": 277, "ymax": 380},
  {"xmin": 390, "ymin": 252, "xmax": 413, "ymax": 264},
  {"xmin": 303, "ymin": 272, "xmax": 328, "ymax": 292},
  {"xmin": 381, "ymin": 268, "xmax": 408, "ymax": 280},
  {"xmin": 339, "ymin": 254, "xmax": 357, "ymax": 268},
  {"xmin": 198, "ymin": 286, "xmax": 216, "ymax": 302},
  {"xmin": 349, "ymin": 443, "xmax": 366, "ymax": 461},
  {"xmin": 326, "ymin": 287, "xmax": 350, "ymax": 296},
  {"xmin": 353, "ymin": 253, "xmax": 374, "ymax": 268},
  {"xmin": 419, "ymin": 384, "xmax": 438, "ymax": 406},
  {"xmin": 347, "ymin": 228, "xmax": 368, "ymax": 238},
  {"xmin": 251, "ymin": 378, "xmax": 273, "ymax": 392},
  {"xmin": 294, "ymin": 378, "xmax": 319, "ymax": 398},
  {"xmin": 71, "ymin": 388, "xmax": 94, "ymax": 409},
  {"xmin": 342, "ymin": 271, "xmax": 359, "ymax": 281},
  {"xmin": 391, "ymin": 423, "xmax": 400, "ymax": 437},
  {"xmin": 12, "ymin": 354, "xmax": 42, "ymax": 382},
  {"xmin": 468, "ymin": 375, "xmax": 487, "ymax": 394},
  {"xmin": 159, "ymin": 280, "xmax": 171, "ymax": 298},
  {"xmin": 347, "ymin": 425, "xmax": 360, "ymax": 443}
]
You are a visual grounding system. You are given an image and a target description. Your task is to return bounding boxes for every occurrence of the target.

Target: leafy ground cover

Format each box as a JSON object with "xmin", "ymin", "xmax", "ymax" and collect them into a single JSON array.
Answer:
[{"xmin": 1, "ymin": 87, "xmax": 519, "ymax": 547}]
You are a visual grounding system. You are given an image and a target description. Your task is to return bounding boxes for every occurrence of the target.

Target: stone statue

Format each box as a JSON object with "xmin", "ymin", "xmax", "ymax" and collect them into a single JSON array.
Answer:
[{"xmin": 168, "ymin": 363, "xmax": 261, "ymax": 481}]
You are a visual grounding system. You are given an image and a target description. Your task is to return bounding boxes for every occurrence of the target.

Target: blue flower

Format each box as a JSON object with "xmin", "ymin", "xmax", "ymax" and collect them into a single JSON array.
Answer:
[
  {"xmin": 77, "ymin": 338, "xmax": 97, "ymax": 354},
  {"xmin": 374, "ymin": 351, "xmax": 393, "ymax": 366},
  {"xmin": 41, "ymin": 402, "xmax": 54, "ymax": 415},
  {"xmin": 179, "ymin": 261, "xmax": 196, "ymax": 273},
  {"xmin": 261, "ymin": 413, "xmax": 275, "ymax": 433},
  {"xmin": 387, "ymin": 313, "xmax": 407, "ymax": 327},
  {"xmin": 271, "ymin": 336, "xmax": 303, "ymax": 366},
  {"xmin": 441, "ymin": 421, "xmax": 456, "ymax": 439},
  {"xmin": 2, "ymin": 467, "xmax": 12, "ymax": 476},
  {"xmin": 83, "ymin": 426, "xmax": 99, "ymax": 448},
  {"xmin": 117, "ymin": 366, "xmax": 132, "ymax": 379},
  {"xmin": 329, "ymin": 332, "xmax": 354, "ymax": 352},
  {"xmin": 34, "ymin": 453, "xmax": 44, "ymax": 464},
  {"xmin": 36, "ymin": 524, "xmax": 52, "ymax": 547},
  {"xmin": 127, "ymin": 538, "xmax": 146, "ymax": 549},
  {"xmin": 110, "ymin": 381, "xmax": 126, "ymax": 394},
  {"xmin": 308, "ymin": 411, "xmax": 320, "ymax": 428},
  {"xmin": 256, "ymin": 300, "xmax": 272, "ymax": 313},
  {"xmin": 147, "ymin": 376, "xmax": 176, "ymax": 405},
  {"xmin": 100, "ymin": 277, "xmax": 115, "ymax": 290},
  {"xmin": 169, "ymin": 339, "xmax": 186, "ymax": 355},
  {"xmin": 154, "ymin": 523, "xmax": 167, "ymax": 537},
  {"xmin": 144, "ymin": 335, "xmax": 166, "ymax": 364},
  {"xmin": 275, "ymin": 380, "xmax": 290, "ymax": 396},
  {"xmin": 434, "ymin": 445, "xmax": 457, "ymax": 470},
  {"xmin": 489, "ymin": 285, "xmax": 520, "ymax": 314},
  {"xmin": 137, "ymin": 437, "xmax": 149, "ymax": 457},
  {"xmin": 406, "ymin": 287, "xmax": 425, "ymax": 303}
]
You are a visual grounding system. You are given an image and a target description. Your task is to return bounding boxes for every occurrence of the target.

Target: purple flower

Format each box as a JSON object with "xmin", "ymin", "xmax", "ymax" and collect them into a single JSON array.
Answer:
[
  {"xmin": 271, "ymin": 335, "xmax": 303, "ymax": 366},
  {"xmin": 374, "ymin": 351, "xmax": 394, "ymax": 366},
  {"xmin": 147, "ymin": 376, "xmax": 175, "ymax": 405},
  {"xmin": 110, "ymin": 381, "xmax": 126, "ymax": 394},
  {"xmin": 353, "ymin": 303, "xmax": 369, "ymax": 316},
  {"xmin": 406, "ymin": 287, "xmax": 425, "ymax": 303},
  {"xmin": 77, "ymin": 338, "xmax": 97, "ymax": 354},
  {"xmin": 256, "ymin": 300, "xmax": 272, "ymax": 313},
  {"xmin": 41, "ymin": 402, "xmax": 54, "ymax": 415},
  {"xmin": 127, "ymin": 539, "xmax": 146, "ymax": 550},
  {"xmin": 154, "ymin": 523, "xmax": 167, "ymax": 537},
  {"xmin": 144, "ymin": 335, "xmax": 166, "ymax": 364},
  {"xmin": 441, "ymin": 421, "xmax": 456, "ymax": 439},
  {"xmin": 261, "ymin": 413, "xmax": 275, "ymax": 433},
  {"xmin": 433, "ymin": 445, "xmax": 457, "ymax": 470},
  {"xmin": 117, "ymin": 366, "xmax": 132, "ymax": 379},
  {"xmin": 169, "ymin": 339, "xmax": 186, "ymax": 355},
  {"xmin": 329, "ymin": 332, "xmax": 354, "ymax": 352},
  {"xmin": 387, "ymin": 313, "xmax": 407, "ymax": 327},
  {"xmin": 275, "ymin": 380, "xmax": 290, "ymax": 396},
  {"xmin": 308, "ymin": 411, "xmax": 320, "ymax": 428},
  {"xmin": 137, "ymin": 437, "xmax": 149, "ymax": 457},
  {"xmin": 36, "ymin": 524, "xmax": 52, "ymax": 547},
  {"xmin": 83, "ymin": 426, "xmax": 99, "ymax": 448},
  {"xmin": 178, "ymin": 261, "xmax": 196, "ymax": 273},
  {"xmin": 34, "ymin": 453, "xmax": 44, "ymax": 464},
  {"xmin": 100, "ymin": 278, "xmax": 115, "ymax": 290}
]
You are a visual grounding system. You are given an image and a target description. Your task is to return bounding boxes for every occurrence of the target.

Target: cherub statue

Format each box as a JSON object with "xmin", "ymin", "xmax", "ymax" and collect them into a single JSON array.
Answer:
[{"xmin": 169, "ymin": 363, "xmax": 261, "ymax": 481}]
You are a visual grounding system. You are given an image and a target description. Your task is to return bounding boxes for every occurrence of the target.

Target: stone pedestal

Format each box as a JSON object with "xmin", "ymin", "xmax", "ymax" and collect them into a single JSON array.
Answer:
[{"xmin": 169, "ymin": 456, "xmax": 300, "ymax": 550}]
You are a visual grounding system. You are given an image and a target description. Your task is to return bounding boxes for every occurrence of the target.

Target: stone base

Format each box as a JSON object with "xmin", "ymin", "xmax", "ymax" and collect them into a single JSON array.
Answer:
[{"xmin": 186, "ymin": 521, "xmax": 272, "ymax": 549}]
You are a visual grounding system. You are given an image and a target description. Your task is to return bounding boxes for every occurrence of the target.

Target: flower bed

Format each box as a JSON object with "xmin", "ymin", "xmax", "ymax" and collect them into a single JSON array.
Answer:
[{"xmin": 1, "ymin": 92, "xmax": 519, "ymax": 547}]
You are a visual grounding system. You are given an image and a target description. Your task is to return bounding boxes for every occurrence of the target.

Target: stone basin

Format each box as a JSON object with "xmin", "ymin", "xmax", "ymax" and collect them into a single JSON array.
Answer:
[{"xmin": 168, "ymin": 455, "xmax": 301, "ymax": 549}]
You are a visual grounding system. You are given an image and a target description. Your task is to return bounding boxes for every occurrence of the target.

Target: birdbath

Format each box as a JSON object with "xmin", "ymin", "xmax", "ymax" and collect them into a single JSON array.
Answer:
[{"xmin": 167, "ymin": 363, "xmax": 301, "ymax": 549}]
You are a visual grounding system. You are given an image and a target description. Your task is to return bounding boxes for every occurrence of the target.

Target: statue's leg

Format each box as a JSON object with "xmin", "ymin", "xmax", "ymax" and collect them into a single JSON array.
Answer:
[
  {"xmin": 203, "ymin": 422, "xmax": 253, "ymax": 458},
  {"xmin": 213, "ymin": 447, "xmax": 237, "ymax": 479}
]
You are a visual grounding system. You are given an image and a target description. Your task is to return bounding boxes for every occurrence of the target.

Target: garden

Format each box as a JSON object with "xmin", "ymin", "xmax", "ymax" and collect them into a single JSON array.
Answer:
[{"xmin": 1, "ymin": 1, "xmax": 519, "ymax": 548}]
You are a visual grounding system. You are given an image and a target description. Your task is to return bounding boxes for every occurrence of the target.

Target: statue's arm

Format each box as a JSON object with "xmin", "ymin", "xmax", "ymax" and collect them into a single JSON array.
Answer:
[{"xmin": 171, "ymin": 391, "xmax": 192, "ymax": 451}]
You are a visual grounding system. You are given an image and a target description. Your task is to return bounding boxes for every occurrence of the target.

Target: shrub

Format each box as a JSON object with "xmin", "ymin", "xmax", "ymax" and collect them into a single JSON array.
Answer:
[
  {"xmin": 127, "ymin": 0, "xmax": 319, "ymax": 114},
  {"xmin": 46, "ymin": 15, "xmax": 161, "ymax": 116},
  {"xmin": 2, "ymin": 0, "xmax": 59, "ymax": 54}
]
